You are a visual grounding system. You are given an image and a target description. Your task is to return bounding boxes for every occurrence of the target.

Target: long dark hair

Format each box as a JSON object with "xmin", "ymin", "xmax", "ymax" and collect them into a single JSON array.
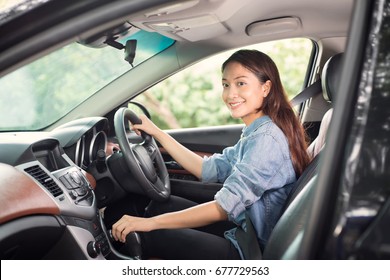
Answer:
[{"xmin": 222, "ymin": 49, "xmax": 310, "ymax": 176}]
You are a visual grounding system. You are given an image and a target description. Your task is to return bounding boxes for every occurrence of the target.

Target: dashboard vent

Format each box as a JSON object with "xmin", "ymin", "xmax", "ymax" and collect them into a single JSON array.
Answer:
[{"xmin": 24, "ymin": 165, "xmax": 63, "ymax": 197}]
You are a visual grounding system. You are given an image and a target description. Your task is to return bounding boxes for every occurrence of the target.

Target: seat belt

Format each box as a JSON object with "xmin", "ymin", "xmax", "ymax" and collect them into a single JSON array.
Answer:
[
  {"xmin": 290, "ymin": 79, "xmax": 322, "ymax": 106},
  {"xmin": 235, "ymin": 213, "xmax": 263, "ymax": 260}
]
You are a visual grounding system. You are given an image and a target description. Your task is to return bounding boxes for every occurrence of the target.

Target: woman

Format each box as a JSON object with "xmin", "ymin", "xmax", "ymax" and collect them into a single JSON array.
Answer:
[{"xmin": 111, "ymin": 50, "xmax": 310, "ymax": 259}]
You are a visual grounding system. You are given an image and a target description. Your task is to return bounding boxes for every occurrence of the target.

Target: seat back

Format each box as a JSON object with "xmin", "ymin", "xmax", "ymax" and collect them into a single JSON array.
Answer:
[
  {"xmin": 307, "ymin": 53, "xmax": 343, "ymax": 158},
  {"xmin": 263, "ymin": 175, "xmax": 317, "ymax": 259},
  {"xmin": 283, "ymin": 53, "xmax": 343, "ymax": 211},
  {"xmin": 307, "ymin": 108, "xmax": 333, "ymax": 158},
  {"xmin": 321, "ymin": 53, "xmax": 343, "ymax": 103},
  {"xmin": 262, "ymin": 53, "xmax": 344, "ymax": 259}
]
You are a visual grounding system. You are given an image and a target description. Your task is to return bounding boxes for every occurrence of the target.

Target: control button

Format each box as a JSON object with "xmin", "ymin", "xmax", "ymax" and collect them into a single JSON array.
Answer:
[
  {"xmin": 87, "ymin": 241, "xmax": 101, "ymax": 258},
  {"xmin": 64, "ymin": 174, "xmax": 78, "ymax": 189},
  {"xmin": 69, "ymin": 190, "xmax": 78, "ymax": 199},
  {"xmin": 92, "ymin": 223, "xmax": 99, "ymax": 231},
  {"xmin": 59, "ymin": 176, "xmax": 75, "ymax": 190},
  {"xmin": 70, "ymin": 172, "xmax": 81, "ymax": 185},
  {"xmin": 146, "ymin": 146, "xmax": 155, "ymax": 154},
  {"xmin": 75, "ymin": 187, "xmax": 87, "ymax": 196}
]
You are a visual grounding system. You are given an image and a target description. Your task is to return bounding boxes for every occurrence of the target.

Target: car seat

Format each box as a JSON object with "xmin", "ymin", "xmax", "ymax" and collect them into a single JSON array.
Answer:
[
  {"xmin": 307, "ymin": 53, "xmax": 343, "ymax": 158},
  {"xmin": 246, "ymin": 53, "xmax": 344, "ymax": 259}
]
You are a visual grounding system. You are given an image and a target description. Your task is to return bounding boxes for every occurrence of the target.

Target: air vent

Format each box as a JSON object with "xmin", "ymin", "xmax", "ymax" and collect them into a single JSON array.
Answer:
[{"xmin": 25, "ymin": 165, "xmax": 63, "ymax": 197}]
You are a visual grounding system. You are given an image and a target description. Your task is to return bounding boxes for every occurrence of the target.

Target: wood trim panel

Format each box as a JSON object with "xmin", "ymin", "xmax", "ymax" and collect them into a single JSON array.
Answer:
[
  {"xmin": 167, "ymin": 169, "xmax": 192, "ymax": 175},
  {"xmin": 0, "ymin": 163, "xmax": 60, "ymax": 224},
  {"xmin": 159, "ymin": 147, "xmax": 213, "ymax": 176}
]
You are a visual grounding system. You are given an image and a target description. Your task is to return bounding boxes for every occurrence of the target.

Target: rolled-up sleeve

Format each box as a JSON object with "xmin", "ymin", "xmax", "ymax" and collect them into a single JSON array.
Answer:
[{"xmin": 201, "ymin": 146, "xmax": 237, "ymax": 183}]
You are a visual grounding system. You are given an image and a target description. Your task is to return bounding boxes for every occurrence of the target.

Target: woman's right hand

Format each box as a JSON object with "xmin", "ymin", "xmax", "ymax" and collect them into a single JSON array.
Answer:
[
  {"xmin": 131, "ymin": 113, "xmax": 203, "ymax": 179},
  {"xmin": 131, "ymin": 114, "xmax": 161, "ymax": 138}
]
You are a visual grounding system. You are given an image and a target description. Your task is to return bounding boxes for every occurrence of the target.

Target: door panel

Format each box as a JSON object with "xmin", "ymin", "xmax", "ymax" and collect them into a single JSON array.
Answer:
[{"xmin": 162, "ymin": 124, "xmax": 243, "ymax": 203}]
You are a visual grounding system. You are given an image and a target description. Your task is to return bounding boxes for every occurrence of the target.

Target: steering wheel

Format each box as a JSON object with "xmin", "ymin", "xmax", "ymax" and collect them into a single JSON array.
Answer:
[{"xmin": 113, "ymin": 107, "xmax": 170, "ymax": 201}]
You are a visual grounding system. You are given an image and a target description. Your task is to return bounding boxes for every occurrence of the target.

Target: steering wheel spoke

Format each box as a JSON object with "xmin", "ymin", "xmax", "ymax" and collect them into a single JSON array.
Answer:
[
  {"xmin": 144, "ymin": 143, "xmax": 158, "ymax": 160},
  {"xmin": 154, "ymin": 176, "xmax": 169, "ymax": 196}
]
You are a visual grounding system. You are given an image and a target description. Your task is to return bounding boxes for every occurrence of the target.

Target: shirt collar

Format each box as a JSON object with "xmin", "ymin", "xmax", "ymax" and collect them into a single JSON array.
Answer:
[{"xmin": 241, "ymin": 115, "xmax": 271, "ymax": 137}]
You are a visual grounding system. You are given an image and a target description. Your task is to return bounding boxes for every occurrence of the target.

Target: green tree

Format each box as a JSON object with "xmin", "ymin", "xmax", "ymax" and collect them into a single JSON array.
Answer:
[{"xmin": 135, "ymin": 38, "xmax": 312, "ymax": 129}]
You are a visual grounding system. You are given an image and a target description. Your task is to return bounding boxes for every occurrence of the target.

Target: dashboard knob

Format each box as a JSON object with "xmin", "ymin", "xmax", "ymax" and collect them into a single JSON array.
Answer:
[
  {"xmin": 96, "ymin": 149, "xmax": 106, "ymax": 173},
  {"xmin": 69, "ymin": 190, "xmax": 78, "ymax": 199},
  {"xmin": 87, "ymin": 241, "xmax": 101, "ymax": 258}
]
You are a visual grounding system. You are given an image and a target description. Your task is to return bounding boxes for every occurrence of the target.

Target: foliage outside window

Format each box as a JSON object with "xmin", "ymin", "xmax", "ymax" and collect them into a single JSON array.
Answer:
[{"xmin": 134, "ymin": 38, "xmax": 313, "ymax": 130}]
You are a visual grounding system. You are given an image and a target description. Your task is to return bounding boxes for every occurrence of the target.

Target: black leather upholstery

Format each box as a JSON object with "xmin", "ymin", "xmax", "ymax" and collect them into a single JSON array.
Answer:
[
  {"xmin": 280, "ymin": 153, "xmax": 321, "ymax": 213},
  {"xmin": 322, "ymin": 53, "xmax": 343, "ymax": 102},
  {"xmin": 263, "ymin": 175, "xmax": 317, "ymax": 259},
  {"xmin": 262, "ymin": 155, "xmax": 320, "ymax": 260}
]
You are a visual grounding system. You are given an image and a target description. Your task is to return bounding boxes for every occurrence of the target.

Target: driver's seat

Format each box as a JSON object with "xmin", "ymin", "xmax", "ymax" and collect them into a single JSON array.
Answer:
[{"xmin": 261, "ymin": 53, "xmax": 343, "ymax": 259}]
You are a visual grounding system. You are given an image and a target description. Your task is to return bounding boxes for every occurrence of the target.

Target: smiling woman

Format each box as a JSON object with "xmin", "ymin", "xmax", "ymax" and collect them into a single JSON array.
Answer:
[{"xmin": 2, "ymin": 0, "xmax": 388, "ymax": 267}]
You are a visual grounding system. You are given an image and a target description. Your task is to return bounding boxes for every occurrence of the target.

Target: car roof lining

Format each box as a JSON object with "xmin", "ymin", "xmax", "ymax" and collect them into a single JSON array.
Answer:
[
  {"xmin": 128, "ymin": 0, "xmax": 354, "ymax": 45},
  {"xmin": 0, "ymin": 0, "xmax": 354, "ymax": 77}
]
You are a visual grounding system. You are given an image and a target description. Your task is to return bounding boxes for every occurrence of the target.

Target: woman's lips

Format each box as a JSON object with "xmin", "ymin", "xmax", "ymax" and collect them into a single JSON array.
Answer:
[{"xmin": 229, "ymin": 101, "xmax": 244, "ymax": 109}]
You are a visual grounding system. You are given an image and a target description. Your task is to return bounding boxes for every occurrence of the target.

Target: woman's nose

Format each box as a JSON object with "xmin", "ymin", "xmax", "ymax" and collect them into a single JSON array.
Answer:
[{"xmin": 225, "ymin": 87, "xmax": 238, "ymax": 99}]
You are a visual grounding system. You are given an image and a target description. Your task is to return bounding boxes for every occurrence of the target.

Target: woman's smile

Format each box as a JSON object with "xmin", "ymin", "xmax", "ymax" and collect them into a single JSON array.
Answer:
[{"xmin": 229, "ymin": 101, "xmax": 245, "ymax": 109}]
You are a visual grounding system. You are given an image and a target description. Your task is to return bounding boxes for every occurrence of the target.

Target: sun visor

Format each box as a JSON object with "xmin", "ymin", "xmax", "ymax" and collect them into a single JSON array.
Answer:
[
  {"xmin": 144, "ymin": 15, "xmax": 228, "ymax": 41},
  {"xmin": 129, "ymin": 0, "xmax": 252, "ymax": 41}
]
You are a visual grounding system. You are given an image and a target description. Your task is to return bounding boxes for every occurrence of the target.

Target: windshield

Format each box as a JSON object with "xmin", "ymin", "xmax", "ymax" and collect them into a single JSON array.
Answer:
[{"xmin": 0, "ymin": 30, "xmax": 174, "ymax": 131}]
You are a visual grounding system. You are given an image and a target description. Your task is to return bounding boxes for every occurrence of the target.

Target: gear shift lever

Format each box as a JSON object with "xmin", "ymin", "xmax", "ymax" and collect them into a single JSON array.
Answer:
[{"xmin": 125, "ymin": 232, "xmax": 142, "ymax": 259}]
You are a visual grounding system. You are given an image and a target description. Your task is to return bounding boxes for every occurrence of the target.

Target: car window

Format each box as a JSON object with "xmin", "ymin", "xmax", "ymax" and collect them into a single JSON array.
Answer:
[
  {"xmin": 0, "ymin": 30, "xmax": 174, "ymax": 131},
  {"xmin": 133, "ymin": 38, "xmax": 313, "ymax": 130}
]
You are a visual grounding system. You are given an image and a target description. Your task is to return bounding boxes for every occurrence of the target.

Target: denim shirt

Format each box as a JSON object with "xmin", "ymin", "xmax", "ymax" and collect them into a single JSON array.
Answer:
[{"xmin": 201, "ymin": 115, "xmax": 296, "ymax": 259}]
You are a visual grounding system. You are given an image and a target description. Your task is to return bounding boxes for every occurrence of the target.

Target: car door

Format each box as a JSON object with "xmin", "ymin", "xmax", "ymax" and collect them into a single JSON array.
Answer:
[{"xmin": 300, "ymin": 0, "xmax": 390, "ymax": 259}]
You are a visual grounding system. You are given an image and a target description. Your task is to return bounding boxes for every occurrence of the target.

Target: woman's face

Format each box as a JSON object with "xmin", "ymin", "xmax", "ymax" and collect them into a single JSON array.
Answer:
[{"xmin": 222, "ymin": 61, "xmax": 270, "ymax": 126}]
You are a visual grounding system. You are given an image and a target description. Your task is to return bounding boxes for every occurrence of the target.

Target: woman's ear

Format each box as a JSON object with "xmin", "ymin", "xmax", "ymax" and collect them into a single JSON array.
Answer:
[{"xmin": 263, "ymin": 80, "xmax": 272, "ymax": 97}]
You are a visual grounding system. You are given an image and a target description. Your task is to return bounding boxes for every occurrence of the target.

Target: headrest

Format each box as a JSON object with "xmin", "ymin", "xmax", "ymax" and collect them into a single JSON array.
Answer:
[{"xmin": 321, "ymin": 53, "xmax": 343, "ymax": 102}]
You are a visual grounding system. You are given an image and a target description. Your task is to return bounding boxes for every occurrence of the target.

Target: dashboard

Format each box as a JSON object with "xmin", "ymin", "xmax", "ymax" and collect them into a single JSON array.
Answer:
[
  {"xmin": 50, "ymin": 117, "xmax": 110, "ymax": 169},
  {"xmin": 0, "ymin": 117, "xmax": 117, "ymax": 259}
]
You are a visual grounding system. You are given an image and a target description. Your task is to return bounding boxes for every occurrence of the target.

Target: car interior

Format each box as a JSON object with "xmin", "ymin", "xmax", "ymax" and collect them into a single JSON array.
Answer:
[{"xmin": 0, "ymin": 0, "xmax": 369, "ymax": 260}]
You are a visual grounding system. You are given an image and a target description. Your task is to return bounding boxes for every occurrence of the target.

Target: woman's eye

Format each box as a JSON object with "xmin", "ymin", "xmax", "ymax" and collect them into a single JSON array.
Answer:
[
  {"xmin": 237, "ymin": 81, "xmax": 246, "ymax": 86},
  {"xmin": 222, "ymin": 83, "xmax": 229, "ymax": 88}
]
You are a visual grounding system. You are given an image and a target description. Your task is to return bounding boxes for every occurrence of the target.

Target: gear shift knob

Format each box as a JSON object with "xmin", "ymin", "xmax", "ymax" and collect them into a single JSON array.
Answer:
[{"xmin": 125, "ymin": 232, "xmax": 142, "ymax": 259}]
